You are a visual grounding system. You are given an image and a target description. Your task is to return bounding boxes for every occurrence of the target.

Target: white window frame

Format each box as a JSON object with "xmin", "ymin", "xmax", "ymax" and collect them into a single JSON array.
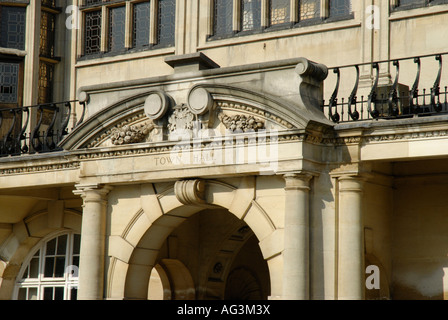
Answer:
[{"xmin": 14, "ymin": 231, "xmax": 80, "ymax": 300}]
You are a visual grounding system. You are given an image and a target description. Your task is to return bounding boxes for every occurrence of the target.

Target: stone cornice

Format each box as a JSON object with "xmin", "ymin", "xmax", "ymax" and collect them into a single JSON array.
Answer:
[{"xmin": 0, "ymin": 160, "xmax": 80, "ymax": 176}]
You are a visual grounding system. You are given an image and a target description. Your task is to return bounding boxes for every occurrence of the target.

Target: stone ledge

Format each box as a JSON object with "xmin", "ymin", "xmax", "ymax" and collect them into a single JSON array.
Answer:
[{"xmin": 165, "ymin": 52, "xmax": 220, "ymax": 73}]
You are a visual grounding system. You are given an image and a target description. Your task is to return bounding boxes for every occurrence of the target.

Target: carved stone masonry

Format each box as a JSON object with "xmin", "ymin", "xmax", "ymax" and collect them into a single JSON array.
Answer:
[
  {"xmin": 218, "ymin": 112, "xmax": 265, "ymax": 133},
  {"xmin": 111, "ymin": 122, "xmax": 154, "ymax": 145},
  {"xmin": 174, "ymin": 179, "xmax": 206, "ymax": 206},
  {"xmin": 167, "ymin": 104, "xmax": 196, "ymax": 133}
]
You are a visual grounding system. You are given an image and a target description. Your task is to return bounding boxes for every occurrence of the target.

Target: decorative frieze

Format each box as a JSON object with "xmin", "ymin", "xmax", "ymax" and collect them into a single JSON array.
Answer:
[{"xmin": 0, "ymin": 161, "xmax": 80, "ymax": 175}]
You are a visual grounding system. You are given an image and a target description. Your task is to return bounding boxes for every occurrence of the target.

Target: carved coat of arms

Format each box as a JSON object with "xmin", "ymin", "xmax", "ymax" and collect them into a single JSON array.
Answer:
[{"xmin": 167, "ymin": 104, "xmax": 195, "ymax": 132}]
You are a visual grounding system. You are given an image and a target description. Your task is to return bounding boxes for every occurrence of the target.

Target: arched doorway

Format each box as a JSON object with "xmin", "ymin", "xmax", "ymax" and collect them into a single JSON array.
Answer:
[{"xmin": 146, "ymin": 208, "xmax": 270, "ymax": 300}]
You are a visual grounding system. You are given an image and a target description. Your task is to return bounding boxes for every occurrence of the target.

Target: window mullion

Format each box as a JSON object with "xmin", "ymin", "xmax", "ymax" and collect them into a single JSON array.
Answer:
[
  {"xmin": 290, "ymin": 0, "xmax": 298, "ymax": 23},
  {"xmin": 321, "ymin": 0, "xmax": 329, "ymax": 19},
  {"xmin": 261, "ymin": 0, "xmax": 268, "ymax": 28},
  {"xmin": 233, "ymin": 0, "xmax": 240, "ymax": 33},
  {"xmin": 125, "ymin": 1, "xmax": 132, "ymax": 49},
  {"xmin": 207, "ymin": 0, "xmax": 214, "ymax": 37},
  {"xmin": 100, "ymin": 5, "xmax": 107, "ymax": 52},
  {"xmin": 150, "ymin": 0, "xmax": 158, "ymax": 45}
]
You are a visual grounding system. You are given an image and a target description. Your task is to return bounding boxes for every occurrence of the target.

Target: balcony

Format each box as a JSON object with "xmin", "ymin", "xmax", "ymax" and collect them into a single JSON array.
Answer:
[
  {"xmin": 323, "ymin": 52, "xmax": 448, "ymax": 124},
  {"xmin": 0, "ymin": 100, "xmax": 85, "ymax": 157}
]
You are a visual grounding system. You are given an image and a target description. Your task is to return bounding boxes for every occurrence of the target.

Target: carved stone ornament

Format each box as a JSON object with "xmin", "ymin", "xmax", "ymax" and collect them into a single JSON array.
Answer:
[
  {"xmin": 174, "ymin": 179, "xmax": 206, "ymax": 206},
  {"xmin": 144, "ymin": 91, "xmax": 171, "ymax": 120},
  {"xmin": 218, "ymin": 112, "xmax": 265, "ymax": 132},
  {"xmin": 167, "ymin": 104, "xmax": 195, "ymax": 132},
  {"xmin": 110, "ymin": 122, "xmax": 154, "ymax": 145},
  {"xmin": 187, "ymin": 86, "xmax": 214, "ymax": 115}
]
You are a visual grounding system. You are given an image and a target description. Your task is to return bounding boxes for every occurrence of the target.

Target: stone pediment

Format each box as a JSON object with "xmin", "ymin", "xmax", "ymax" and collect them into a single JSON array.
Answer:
[{"xmin": 59, "ymin": 83, "xmax": 328, "ymax": 151}]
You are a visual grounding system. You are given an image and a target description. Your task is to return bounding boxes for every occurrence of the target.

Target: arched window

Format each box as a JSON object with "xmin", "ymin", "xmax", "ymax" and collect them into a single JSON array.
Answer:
[{"xmin": 14, "ymin": 232, "xmax": 81, "ymax": 300}]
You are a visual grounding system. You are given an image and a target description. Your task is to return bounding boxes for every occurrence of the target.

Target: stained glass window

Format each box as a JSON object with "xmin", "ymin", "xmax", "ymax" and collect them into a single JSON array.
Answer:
[
  {"xmin": 0, "ymin": 6, "xmax": 26, "ymax": 50},
  {"xmin": 38, "ymin": 61, "xmax": 54, "ymax": 105},
  {"xmin": 270, "ymin": 0, "xmax": 290, "ymax": 26},
  {"xmin": 40, "ymin": 10, "xmax": 56, "ymax": 58},
  {"xmin": 329, "ymin": 0, "xmax": 352, "ymax": 17},
  {"xmin": 157, "ymin": 0, "xmax": 176, "ymax": 46},
  {"xmin": 0, "ymin": 62, "xmax": 19, "ymax": 103},
  {"xmin": 84, "ymin": 10, "xmax": 102, "ymax": 55},
  {"xmin": 108, "ymin": 6, "xmax": 126, "ymax": 52},
  {"xmin": 214, "ymin": 0, "xmax": 233, "ymax": 36},
  {"xmin": 299, "ymin": 0, "xmax": 320, "ymax": 21},
  {"xmin": 241, "ymin": 0, "xmax": 262, "ymax": 32},
  {"xmin": 133, "ymin": 1, "xmax": 150, "ymax": 48},
  {"xmin": 42, "ymin": 0, "xmax": 56, "ymax": 7}
]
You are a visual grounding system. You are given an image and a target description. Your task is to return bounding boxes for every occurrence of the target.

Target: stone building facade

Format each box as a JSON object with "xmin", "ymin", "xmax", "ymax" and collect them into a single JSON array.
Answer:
[{"xmin": 0, "ymin": 0, "xmax": 448, "ymax": 300}]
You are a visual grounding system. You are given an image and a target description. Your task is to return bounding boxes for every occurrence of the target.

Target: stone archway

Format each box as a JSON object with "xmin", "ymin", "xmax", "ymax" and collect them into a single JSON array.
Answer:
[{"xmin": 106, "ymin": 177, "xmax": 282, "ymax": 300}]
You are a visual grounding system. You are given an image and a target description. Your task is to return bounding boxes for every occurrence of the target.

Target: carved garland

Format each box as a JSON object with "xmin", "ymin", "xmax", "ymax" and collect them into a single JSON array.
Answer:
[
  {"xmin": 86, "ymin": 112, "xmax": 150, "ymax": 148},
  {"xmin": 216, "ymin": 101, "xmax": 295, "ymax": 130},
  {"xmin": 110, "ymin": 122, "xmax": 154, "ymax": 145},
  {"xmin": 218, "ymin": 112, "xmax": 265, "ymax": 132}
]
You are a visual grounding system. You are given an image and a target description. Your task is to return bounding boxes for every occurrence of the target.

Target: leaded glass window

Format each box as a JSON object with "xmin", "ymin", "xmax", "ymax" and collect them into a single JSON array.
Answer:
[
  {"xmin": 108, "ymin": 6, "xmax": 126, "ymax": 52},
  {"xmin": 157, "ymin": 0, "xmax": 176, "ymax": 46},
  {"xmin": 214, "ymin": 0, "xmax": 233, "ymax": 36},
  {"xmin": 42, "ymin": 0, "xmax": 56, "ymax": 7},
  {"xmin": 269, "ymin": 0, "xmax": 290, "ymax": 26},
  {"xmin": 133, "ymin": 1, "xmax": 150, "ymax": 48},
  {"xmin": 398, "ymin": 0, "xmax": 427, "ymax": 7},
  {"xmin": 0, "ymin": 6, "xmax": 26, "ymax": 50},
  {"xmin": 40, "ymin": 10, "xmax": 56, "ymax": 58},
  {"xmin": 299, "ymin": 0, "xmax": 320, "ymax": 21},
  {"xmin": 329, "ymin": 0, "xmax": 352, "ymax": 17},
  {"xmin": 241, "ymin": 0, "xmax": 262, "ymax": 32},
  {"xmin": 85, "ymin": 0, "xmax": 103, "ymax": 6},
  {"xmin": 15, "ymin": 233, "xmax": 81, "ymax": 300},
  {"xmin": 38, "ymin": 61, "xmax": 54, "ymax": 105},
  {"xmin": 82, "ymin": 0, "xmax": 175, "ymax": 56},
  {"xmin": 0, "ymin": 62, "xmax": 19, "ymax": 103},
  {"xmin": 84, "ymin": 10, "xmax": 102, "ymax": 55}
]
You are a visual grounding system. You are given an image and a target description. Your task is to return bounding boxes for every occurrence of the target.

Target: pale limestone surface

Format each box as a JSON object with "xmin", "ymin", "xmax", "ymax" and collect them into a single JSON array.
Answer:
[{"xmin": 1, "ymin": 0, "xmax": 448, "ymax": 301}]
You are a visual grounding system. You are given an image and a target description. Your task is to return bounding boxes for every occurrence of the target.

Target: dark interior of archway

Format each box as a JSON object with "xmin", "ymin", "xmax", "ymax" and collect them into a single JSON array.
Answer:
[{"xmin": 155, "ymin": 208, "xmax": 271, "ymax": 300}]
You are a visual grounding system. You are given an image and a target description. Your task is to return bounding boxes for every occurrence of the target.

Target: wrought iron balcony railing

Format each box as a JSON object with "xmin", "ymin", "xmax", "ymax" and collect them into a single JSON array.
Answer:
[
  {"xmin": 0, "ymin": 100, "xmax": 86, "ymax": 157},
  {"xmin": 323, "ymin": 52, "xmax": 448, "ymax": 123}
]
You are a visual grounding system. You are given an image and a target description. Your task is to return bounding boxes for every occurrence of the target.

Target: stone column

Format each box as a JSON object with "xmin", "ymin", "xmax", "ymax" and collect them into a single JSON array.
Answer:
[
  {"xmin": 74, "ymin": 184, "xmax": 112, "ymax": 300},
  {"xmin": 337, "ymin": 176, "xmax": 364, "ymax": 300},
  {"xmin": 282, "ymin": 173, "xmax": 312, "ymax": 300}
]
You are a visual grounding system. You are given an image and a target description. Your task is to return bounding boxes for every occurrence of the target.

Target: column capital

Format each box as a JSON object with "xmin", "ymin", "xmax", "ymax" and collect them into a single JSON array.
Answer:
[
  {"xmin": 283, "ymin": 172, "xmax": 313, "ymax": 191},
  {"xmin": 73, "ymin": 184, "xmax": 113, "ymax": 201},
  {"xmin": 337, "ymin": 175, "xmax": 366, "ymax": 194}
]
